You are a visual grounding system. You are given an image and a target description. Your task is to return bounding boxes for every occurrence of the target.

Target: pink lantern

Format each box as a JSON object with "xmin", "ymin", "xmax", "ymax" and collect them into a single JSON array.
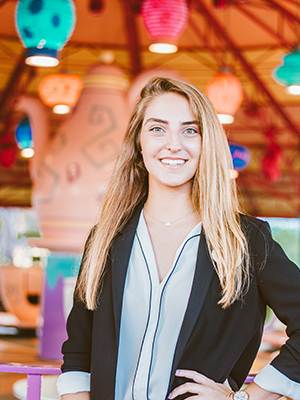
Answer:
[
  {"xmin": 141, "ymin": 0, "xmax": 189, "ymax": 54},
  {"xmin": 205, "ymin": 69, "xmax": 244, "ymax": 124}
]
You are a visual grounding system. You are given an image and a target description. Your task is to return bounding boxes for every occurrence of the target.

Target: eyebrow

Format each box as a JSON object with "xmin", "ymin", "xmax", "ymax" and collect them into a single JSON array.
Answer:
[{"xmin": 144, "ymin": 118, "xmax": 199, "ymax": 126}]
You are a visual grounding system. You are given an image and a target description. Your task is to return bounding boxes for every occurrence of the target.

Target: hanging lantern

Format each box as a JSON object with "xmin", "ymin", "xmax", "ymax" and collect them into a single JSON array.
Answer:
[
  {"xmin": 214, "ymin": 0, "xmax": 228, "ymax": 8},
  {"xmin": 38, "ymin": 73, "xmax": 83, "ymax": 114},
  {"xmin": 205, "ymin": 68, "xmax": 244, "ymax": 124},
  {"xmin": 229, "ymin": 142, "xmax": 251, "ymax": 171},
  {"xmin": 89, "ymin": 0, "xmax": 104, "ymax": 14},
  {"xmin": 262, "ymin": 142, "xmax": 282, "ymax": 182},
  {"xmin": 15, "ymin": 116, "xmax": 35, "ymax": 158},
  {"xmin": 262, "ymin": 130, "xmax": 282, "ymax": 182},
  {"xmin": 272, "ymin": 48, "xmax": 300, "ymax": 95},
  {"xmin": 141, "ymin": 0, "xmax": 189, "ymax": 54},
  {"xmin": 0, "ymin": 134, "xmax": 17, "ymax": 168},
  {"xmin": 15, "ymin": 0, "xmax": 76, "ymax": 67}
]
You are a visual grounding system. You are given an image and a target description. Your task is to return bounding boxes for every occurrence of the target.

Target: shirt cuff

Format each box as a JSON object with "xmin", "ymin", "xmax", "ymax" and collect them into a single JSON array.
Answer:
[
  {"xmin": 254, "ymin": 365, "xmax": 300, "ymax": 400},
  {"xmin": 56, "ymin": 371, "xmax": 91, "ymax": 396}
]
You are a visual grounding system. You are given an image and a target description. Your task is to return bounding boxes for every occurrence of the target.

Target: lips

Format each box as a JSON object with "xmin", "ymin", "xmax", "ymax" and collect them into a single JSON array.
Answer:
[{"xmin": 160, "ymin": 158, "xmax": 186, "ymax": 166}]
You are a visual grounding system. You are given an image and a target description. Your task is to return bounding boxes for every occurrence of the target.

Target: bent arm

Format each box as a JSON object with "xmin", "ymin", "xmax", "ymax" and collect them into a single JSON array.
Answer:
[
  {"xmin": 255, "ymin": 221, "xmax": 300, "ymax": 384},
  {"xmin": 168, "ymin": 370, "xmax": 282, "ymax": 400},
  {"xmin": 243, "ymin": 382, "xmax": 281, "ymax": 400}
]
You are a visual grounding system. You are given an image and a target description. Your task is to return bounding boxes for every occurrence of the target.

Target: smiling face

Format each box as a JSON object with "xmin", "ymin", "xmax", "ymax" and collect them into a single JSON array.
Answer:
[{"xmin": 140, "ymin": 92, "xmax": 202, "ymax": 193}]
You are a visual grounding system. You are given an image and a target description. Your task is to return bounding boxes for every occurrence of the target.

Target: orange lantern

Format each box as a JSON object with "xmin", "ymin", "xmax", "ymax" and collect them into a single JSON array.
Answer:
[
  {"xmin": 38, "ymin": 73, "xmax": 83, "ymax": 114},
  {"xmin": 205, "ymin": 69, "xmax": 243, "ymax": 124}
]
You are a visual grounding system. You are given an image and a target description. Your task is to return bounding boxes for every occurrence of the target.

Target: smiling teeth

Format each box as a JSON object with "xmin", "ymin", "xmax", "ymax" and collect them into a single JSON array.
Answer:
[{"xmin": 161, "ymin": 159, "xmax": 185, "ymax": 165}]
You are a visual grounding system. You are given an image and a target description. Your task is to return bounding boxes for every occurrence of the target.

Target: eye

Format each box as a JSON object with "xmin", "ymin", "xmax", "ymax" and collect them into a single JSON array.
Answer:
[
  {"xmin": 150, "ymin": 126, "xmax": 164, "ymax": 133},
  {"xmin": 184, "ymin": 127, "xmax": 199, "ymax": 136}
]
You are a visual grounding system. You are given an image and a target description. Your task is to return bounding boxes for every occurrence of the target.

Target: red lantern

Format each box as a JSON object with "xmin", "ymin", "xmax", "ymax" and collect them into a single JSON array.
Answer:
[
  {"xmin": 262, "ymin": 130, "xmax": 282, "ymax": 182},
  {"xmin": 205, "ymin": 70, "xmax": 244, "ymax": 124},
  {"xmin": 38, "ymin": 73, "xmax": 83, "ymax": 114},
  {"xmin": 214, "ymin": 0, "xmax": 228, "ymax": 8},
  {"xmin": 0, "ymin": 134, "xmax": 17, "ymax": 168},
  {"xmin": 89, "ymin": 0, "xmax": 104, "ymax": 14},
  {"xmin": 141, "ymin": 0, "xmax": 189, "ymax": 53}
]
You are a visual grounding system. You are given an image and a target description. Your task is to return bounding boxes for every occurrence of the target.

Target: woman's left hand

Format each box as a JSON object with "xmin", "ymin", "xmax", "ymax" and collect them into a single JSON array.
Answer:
[{"xmin": 168, "ymin": 369, "xmax": 234, "ymax": 399}]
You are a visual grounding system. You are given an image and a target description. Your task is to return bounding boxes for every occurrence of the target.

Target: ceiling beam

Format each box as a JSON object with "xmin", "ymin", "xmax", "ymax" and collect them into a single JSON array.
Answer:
[
  {"xmin": 189, "ymin": 17, "xmax": 224, "ymax": 67},
  {"xmin": 267, "ymin": 0, "xmax": 300, "ymax": 25},
  {"xmin": 193, "ymin": 0, "xmax": 300, "ymax": 141},
  {"xmin": 0, "ymin": 0, "xmax": 10, "ymax": 8},
  {"xmin": 231, "ymin": 0, "xmax": 291, "ymax": 49},
  {"xmin": 121, "ymin": 0, "xmax": 142, "ymax": 76}
]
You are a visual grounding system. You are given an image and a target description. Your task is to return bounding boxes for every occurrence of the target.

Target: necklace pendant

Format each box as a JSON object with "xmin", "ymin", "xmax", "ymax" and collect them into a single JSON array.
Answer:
[{"xmin": 165, "ymin": 222, "xmax": 172, "ymax": 227}]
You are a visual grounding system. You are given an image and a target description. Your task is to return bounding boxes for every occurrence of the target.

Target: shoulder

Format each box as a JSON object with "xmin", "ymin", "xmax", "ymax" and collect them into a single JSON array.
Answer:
[
  {"xmin": 239, "ymin": 214, "xmax": 272, "ymax": 241},
  {"xmin": 240, "ymin": 213, "xmax": 269, "ymax": 231}
]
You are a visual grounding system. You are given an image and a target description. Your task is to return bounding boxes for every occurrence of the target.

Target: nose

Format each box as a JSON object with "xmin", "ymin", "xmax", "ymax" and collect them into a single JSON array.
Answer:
[{"xmin": 165, "ymin": 131, "xmax": 182, "ymax": 152}]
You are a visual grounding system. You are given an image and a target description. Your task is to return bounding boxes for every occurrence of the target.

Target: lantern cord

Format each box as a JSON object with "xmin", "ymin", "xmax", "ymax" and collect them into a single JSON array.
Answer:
[
  {"xmin": 222, "ymin": 5, "xmax": 231, "ymax": 67},
  {"xmin": 296, "ymin": 0, "xmax": 300, "ymax": 43}
]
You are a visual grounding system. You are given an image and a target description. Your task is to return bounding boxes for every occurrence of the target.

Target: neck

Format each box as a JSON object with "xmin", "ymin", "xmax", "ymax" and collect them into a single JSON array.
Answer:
[{"xmin": 145, "ymin": 182, "xmax": 195, "ymax": 221}]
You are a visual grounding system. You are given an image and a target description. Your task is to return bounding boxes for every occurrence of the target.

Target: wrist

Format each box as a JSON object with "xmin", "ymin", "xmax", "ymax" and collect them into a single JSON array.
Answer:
[{"xmin": 232, "ymin": 390, "xmax": 249, "ymax": 400}]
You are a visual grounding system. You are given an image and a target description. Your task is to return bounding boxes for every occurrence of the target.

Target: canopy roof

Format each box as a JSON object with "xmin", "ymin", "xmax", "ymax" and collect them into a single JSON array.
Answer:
[{"xmin": 0, "ymin": 0, "xmax": 299, "ymax": 217}]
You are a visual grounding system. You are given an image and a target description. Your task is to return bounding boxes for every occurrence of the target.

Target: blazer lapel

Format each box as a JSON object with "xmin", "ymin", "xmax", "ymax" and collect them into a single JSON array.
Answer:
[
  {"xmin": 169, "ymin": 232, "xmax": 215, "ymax": 383},
  {"xmin": 111, "ymin": 201, "xmax": 145, "ymax": 345}
]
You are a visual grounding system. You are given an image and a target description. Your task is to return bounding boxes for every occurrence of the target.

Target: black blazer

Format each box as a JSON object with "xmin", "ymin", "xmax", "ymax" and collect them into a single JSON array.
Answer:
[{"xmin": 62, "ymin": 203, "xmax": 300, "ymax": 399}]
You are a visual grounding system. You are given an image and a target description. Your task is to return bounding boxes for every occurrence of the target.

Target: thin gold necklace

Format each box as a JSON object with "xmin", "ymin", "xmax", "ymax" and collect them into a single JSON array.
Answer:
[{"xmin": 144, "ymin": 207, "xmax": 196, "ymax": 227}]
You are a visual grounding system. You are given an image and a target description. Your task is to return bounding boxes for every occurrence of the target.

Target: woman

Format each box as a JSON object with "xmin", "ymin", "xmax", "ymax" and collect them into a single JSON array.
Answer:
[{"xmin": 57, "ymin": 77, "xmax": 300, "ymax": 400}]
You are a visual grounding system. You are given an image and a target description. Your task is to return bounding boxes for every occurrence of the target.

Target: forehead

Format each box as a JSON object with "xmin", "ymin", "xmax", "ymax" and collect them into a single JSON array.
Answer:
[{"xmin": 143, "ymin": 92, "xmax": 195, "ymax": 122}]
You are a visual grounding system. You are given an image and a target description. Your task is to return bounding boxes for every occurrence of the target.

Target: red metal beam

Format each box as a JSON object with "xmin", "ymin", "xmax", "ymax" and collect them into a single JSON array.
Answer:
[
  {"xmin": 189, "ymin": 16, "xmax": 224, "ymax": 67},
  {"xmin": 283, "ymin": 0, "xmax": 300, "ymax": 6},
  {"xmin": 121, "ymin": 0, "xmax": 142, "ymax": 76},
  {"xmin": 231, "ymin": 0, "xmax": 291, "ymax": 49},
  {"xmin": 193, "ymin": 0, "xmax": 300, "ymax": 140},
  {"xmin": 189, "ymin": 14, "xmax": 255, "ymax": 110},
  {"xmin": 0, "ymin": 0, "xmax": 11, "ymax": 8},
  {"xmin": 267, "ymin": 0, "xmax": 300, "ymax": 25}
]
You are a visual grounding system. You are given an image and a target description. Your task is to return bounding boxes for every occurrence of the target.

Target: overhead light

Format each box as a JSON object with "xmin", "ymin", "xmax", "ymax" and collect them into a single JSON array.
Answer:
[
  {"xmin": 230, "ymin": 169, "xmax": 239, "ymax": 179},
  {"xmin": 205, "ymin": 68, "xmax": 244, "ymax": 124},
  {"xmin": 149, "ymin": 43, "xmax": 178, "ymax": 54},
  {"xmin": 25, "ymin": 50, "xmax": 60, "ymax": 67},
  {"xmin": 21, "ymin": 148, "xmax": 35, "ymax": 158},
  {"xmin": 218, "ymin": 114, "xmax": 234, "ymax": 124},
  {"xmin": 53, "ymin": 105, "xmax": 71, "ymax": 114},
  {"xmin": 141, "ymin": 0, "xmax": 189, "ymax": 54},
  {"xmin": 286, "ymin": 84, "xmax": 300, "ymax": 95},
  {"xmin": 15, "ymin": 0, "xmax": 76, "ymax": 67},
  {"xmin": 272, "ymin": 48, "xmax": 300, "ymax": 95}
]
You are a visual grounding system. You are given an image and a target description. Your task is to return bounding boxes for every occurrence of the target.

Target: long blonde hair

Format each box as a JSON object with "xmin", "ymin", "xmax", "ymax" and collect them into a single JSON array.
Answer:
[{"xmin": 76, "ymin": 76, "xmax": 250, "ymax": 310}]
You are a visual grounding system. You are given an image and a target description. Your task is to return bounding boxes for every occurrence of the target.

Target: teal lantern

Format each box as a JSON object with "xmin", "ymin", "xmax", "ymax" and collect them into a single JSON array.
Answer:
[
  {"xmin": 15, "ymin": 0, "xmax": 76, "ymax": 67},
  {"xmin": 272, "ymin": 49, "xmax": 300, "ymax": 95},
  {"xmin": 15, "ymin": 116, "xmax": 35, "ymax": 158}
]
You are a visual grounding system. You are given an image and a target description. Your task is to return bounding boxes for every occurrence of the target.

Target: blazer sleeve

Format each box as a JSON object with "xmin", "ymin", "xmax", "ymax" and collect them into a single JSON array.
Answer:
[
  {"xmin": 60, "ymin": 229, "xmax": 95, "ymax": 373},
  {"xmin": 254, "ymin": 220, "xmax": 300, "ymax": 383}
]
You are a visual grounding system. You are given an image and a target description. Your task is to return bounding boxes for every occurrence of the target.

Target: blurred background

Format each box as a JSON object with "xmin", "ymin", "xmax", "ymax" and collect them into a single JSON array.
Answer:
[{"xmin": 0, "ymin": 0, "xmax": 299, "ymax": 399}]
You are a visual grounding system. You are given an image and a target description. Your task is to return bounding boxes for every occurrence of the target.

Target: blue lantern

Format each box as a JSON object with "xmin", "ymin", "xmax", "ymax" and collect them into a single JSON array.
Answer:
[
  {"xmin": 15, "ymin": 116, "xmax": 34, "ymax": 158},
  {"xmin": 15, "ymin": 0, "xmax": 76, "ymax": 67},
  {"xmin": 229, "ymin": 142, "xmax": 251, "ymax": 172}
]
